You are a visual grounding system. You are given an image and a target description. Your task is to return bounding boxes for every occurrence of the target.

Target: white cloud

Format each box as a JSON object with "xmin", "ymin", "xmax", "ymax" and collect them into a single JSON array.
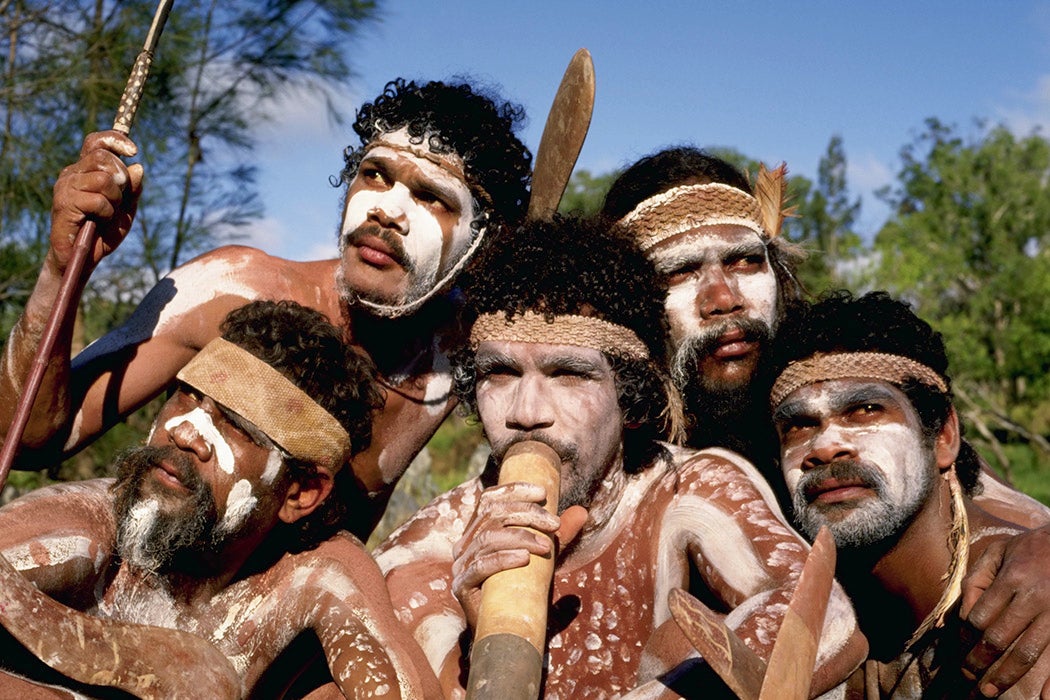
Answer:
[
  {"xmin": 995, "ymin": 74, "xmax": 1050, "ymax": 137},
  {"xmin": 227, "ymin": 217, "xmax": 285, "ymax": 257}
]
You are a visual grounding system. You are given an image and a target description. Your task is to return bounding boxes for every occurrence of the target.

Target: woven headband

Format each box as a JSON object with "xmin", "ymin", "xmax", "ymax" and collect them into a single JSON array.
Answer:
[
  {"xmin": 176, "ymin": 338, "xmax": 352, "ymax": 470},
  {"xmin": 770, "ymin": 351, "xmax": 949, "ymax": 407},
  {"xmin": 366, "ymin": 137, "xmax": 493, "ymax": 210},
  {"xmin": 618, "ymin": 183, "xmax": 767, "ymax": 252},
  {"xmin": 470, "ymin": 310, "xmax": 649, "ymax": 360}
]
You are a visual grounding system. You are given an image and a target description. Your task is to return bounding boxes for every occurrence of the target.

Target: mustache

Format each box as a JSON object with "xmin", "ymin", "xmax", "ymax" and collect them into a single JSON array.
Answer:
[
  {"xmin": 342, "ymin": 223, "xmax": 414, "ymax": 272},
  {"xmin": 676, "ymin": 317, "xmax": 771, "ymax": 361},
  {"xmin": 490, "ymin": 432, "xmax": 579, "ymax": 469},
  {"xmin": 795, "ymin": 460, "xmax": 884, "ymax": 502}
]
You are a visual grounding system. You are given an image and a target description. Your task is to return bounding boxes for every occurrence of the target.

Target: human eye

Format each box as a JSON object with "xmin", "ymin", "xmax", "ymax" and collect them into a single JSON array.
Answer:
[
  {"xmin": 846, "ymin": 402, "xmax": 884, "ymax": 423},
  {"xmin": 664, "ymin": 263, "xmax": 700, "ymax": 286},
  {"xmin": 359, "ymin": 163, "xmax": 389, "ymax": 187},
  {"xmin": 726, "ymin": 251, "xmax": 767, "ymax": 273}
]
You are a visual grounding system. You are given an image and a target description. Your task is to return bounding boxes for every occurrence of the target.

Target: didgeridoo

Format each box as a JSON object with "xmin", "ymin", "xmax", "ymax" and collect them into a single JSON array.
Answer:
[{"xmin": 466, "ymin": 440, "xmax": 560, "ymax": 700}]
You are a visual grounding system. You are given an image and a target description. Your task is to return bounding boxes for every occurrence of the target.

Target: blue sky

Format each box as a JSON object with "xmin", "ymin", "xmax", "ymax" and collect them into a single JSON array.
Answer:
[{"xmin": 246, "ymin": 1, "xmax": 1050, "ymax": 261}]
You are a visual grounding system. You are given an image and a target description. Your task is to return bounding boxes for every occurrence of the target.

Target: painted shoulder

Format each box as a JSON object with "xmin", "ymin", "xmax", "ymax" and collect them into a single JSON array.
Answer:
[{"xmin": 373, "ymin": 480, "xmax": 482, "ymax": 575}]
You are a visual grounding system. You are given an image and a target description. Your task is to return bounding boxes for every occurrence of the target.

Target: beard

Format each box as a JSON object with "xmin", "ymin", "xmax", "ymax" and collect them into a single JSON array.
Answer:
[
  {"xmin": 791, "ymin": 459, "xmax": 934, "ymax": 550},
  {"xmin": 338, "ymin": 222, "xmax": 437, "ymax": 310},
  {"xmin": 673, "ymin": 317, "xmax": 774, "ymax": 453},
  {"xmin": 487, "ymin": 432, "xmax": 606, "ymax": 514},
  {"xmin": 670, "ymin": 317, "xmax": 772, "ymax": 395},
  {"xmin": 111, "ymin": 445, "xmax": 221, "ymax": 576}
]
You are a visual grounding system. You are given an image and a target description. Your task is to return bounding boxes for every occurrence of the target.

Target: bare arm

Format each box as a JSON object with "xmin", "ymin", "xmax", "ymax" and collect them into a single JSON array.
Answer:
[
  {"xmin": 0, "ymin": 479, "xmax": 116, "ymax": 606},
  {"xmin": 661, "ymin": 450, "xmax": 865, "ymax": 696},
  {"xmin": 301, "ymin": 537, "xmax": 441, "ymax": 699},
  {"xmin": 0, "ymin": 132, "xmax": 142, "ymax": 463}
]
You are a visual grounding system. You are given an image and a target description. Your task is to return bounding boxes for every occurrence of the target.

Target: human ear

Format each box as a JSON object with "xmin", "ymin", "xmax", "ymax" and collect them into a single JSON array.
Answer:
[
  {"xmin": 935, "ymin": 407, "xmax": 961, "ymax": 471},
  {"xmin": 278, "ymin": 466, "xmax": 334, "ymax": 523}
]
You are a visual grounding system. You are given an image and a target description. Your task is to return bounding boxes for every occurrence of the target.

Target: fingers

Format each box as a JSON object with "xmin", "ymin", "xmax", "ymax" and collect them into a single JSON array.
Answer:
[
  {"xmin": 961, "ymin": 539, "xmax": 1005, "ymax": 619},
  {"xmin": 50, "ymin": 131, "xmax": 142, "ymax": 269},
  {"xmin": 556, "ymin": 505, "xmax": 588, "ymax": 549},
  {"xmin": 969, "ymin": 610, "xmax": 1050, "ymax": 696},
  {"xmin": 80, "ymin": 130, "xmax": 138, "ymax": 160}
]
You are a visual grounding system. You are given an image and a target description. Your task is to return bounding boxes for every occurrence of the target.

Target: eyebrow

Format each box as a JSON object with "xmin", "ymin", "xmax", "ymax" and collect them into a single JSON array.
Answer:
[
  {"xmin": 773, "ymin": 382, "xmax": 901, "ymax": 423},
  {"xmin": 722, "ymin": 240, "xmax": 768, "ymax": 260},
  {"xmin": 363, "ymin": 151, "xmax": 463, "ymax": 205},
  {"xmin": 538, "ymin": 352, "xmax": 606, "ymax": 376},
  {"xmin": 474, "ymin": 351, "xmax": 521, "ymax": 373}
]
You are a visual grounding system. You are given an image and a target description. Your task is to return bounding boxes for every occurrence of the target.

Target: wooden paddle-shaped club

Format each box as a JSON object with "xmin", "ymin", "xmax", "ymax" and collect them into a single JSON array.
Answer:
[
  {"xmin": 0, "ymin": 0, "xmax": 173, "ymax": 490},
  {"xmin": 668, "ymin": 526, "xmax": 838, "ymax": 700},
  {"xmin": 464, "ymin": 49, "xmax": 595, "ymax": 700}
]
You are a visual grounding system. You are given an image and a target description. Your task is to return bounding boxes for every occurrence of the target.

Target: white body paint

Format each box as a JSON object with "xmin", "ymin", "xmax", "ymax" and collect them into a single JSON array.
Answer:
[
  {"xmin": 4, "ymin": 535, "xmax": 104, "ymax": 573},
  {"xmin": 164, "ymin": 407, "xmax": 235, "ymax": 474}
]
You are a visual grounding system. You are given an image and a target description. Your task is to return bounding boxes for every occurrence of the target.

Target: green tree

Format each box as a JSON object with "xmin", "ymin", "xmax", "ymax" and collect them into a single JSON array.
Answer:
[
  {"xmin": 0, "ymin": 0, "xmax": 377, "ymax": 487},
  {"xmin": 873, "ymin": 119, "xmax": 1050, "ymax": 479},
  {"xmin": 783, "ymin": 135, "xmax": 862, "ymax": 296},
  {"xmin": 558, "ymin": 168, "xmax": 620, "ymax": 216}
]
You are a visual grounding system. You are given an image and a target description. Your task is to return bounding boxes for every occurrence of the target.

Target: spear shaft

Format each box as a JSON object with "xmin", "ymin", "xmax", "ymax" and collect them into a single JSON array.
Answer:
[{"xmin": 0, "ymin": 0, "xmax": 174, "ymax": 489}]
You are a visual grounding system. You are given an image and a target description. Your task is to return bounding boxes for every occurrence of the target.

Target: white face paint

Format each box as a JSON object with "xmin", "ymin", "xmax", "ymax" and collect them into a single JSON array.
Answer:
[
  {"xmin": 475, "ymin": 341, "xmax": 624, "ymax": 512},
  {"xmin": 774, "ymin": 379, "xmax": 936, "ymax": 547},
  {"xmin": 163, "ymin": 407, "xmax": 235, "ymax": 474},
  {"xmin": 217, "ymin": 479, "xmax": 258, "ymax": 536},
  {"xmin": 650, "ymin": 225, "xmax": 778, "ymax": 343},
  {"xmin": 339, "ymin": 128, "xmax": 475, "ymax": 307},
  {"xmin": 650, "ymin": 225, "xmax": 779, "ymax": 393}
]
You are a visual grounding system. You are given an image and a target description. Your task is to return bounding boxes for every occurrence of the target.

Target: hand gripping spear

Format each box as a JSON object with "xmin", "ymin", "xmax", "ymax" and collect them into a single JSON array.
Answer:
[
  {"xmin": 0, "ymin": 3, "xmax": 239, "ymax": 697},
  {"xmin": 464, "ymin": 48, "xmax": 595, "ymax": 700},
  {"xmin": 0, "ymin": 0, "xmax": 173, "ymax": 489}
]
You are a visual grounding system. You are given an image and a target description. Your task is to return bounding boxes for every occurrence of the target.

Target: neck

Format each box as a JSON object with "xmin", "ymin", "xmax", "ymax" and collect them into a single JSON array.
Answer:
[
  {"xmin": 343, "ymin": 292, "xmax": 461, "ymax": 377},
  {"xmin": 838, "ymin": 477, "xmax": 957, "ymax": 659}
]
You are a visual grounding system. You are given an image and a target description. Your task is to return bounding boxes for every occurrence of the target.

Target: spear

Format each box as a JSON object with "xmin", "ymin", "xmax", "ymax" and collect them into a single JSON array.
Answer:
[{"xmin": 0, "ymin": 0, "xmax": 174, "ymax": 488}]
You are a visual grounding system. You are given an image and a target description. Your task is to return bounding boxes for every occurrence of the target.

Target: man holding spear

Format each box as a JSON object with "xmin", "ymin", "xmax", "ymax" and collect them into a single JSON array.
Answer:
[{"xmin": 0, "ymin": 76, "xmax": 533, "ymax": 538}]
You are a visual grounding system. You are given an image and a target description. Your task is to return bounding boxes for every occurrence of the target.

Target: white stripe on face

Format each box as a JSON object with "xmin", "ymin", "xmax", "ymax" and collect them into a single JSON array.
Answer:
[
  {"xmin": 341, "ymin": 129, "xmax": 475, "ymax": 296},
  {"xmin": 163, "ymin": 407, "xmax": 235, "ymax": 474},
  {"xmin": 650, "ymin": 227, "xmax": 778, "ymax": 343}
]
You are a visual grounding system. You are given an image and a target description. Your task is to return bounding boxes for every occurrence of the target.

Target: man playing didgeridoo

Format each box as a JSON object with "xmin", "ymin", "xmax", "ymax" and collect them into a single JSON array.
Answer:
[{"xmin": 374, "ymin": 216, "xmax": 866, "ymax": 698}]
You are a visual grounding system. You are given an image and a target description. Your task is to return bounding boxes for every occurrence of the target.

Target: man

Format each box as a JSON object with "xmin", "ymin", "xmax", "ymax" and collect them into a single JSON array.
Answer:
[
  {"xmin": 600, "ymin": 147, "xmax": 804, "ymax": 479},
  {"xmin": 0, "ymin": 78, "xmax": 532, "ymax": 537},
  {"xmin": 0, "ymin": 300, "xmax": 440, "ymax": 699},
  {"xmin": 374, "ymin": 216, "xmax": 865, "ymax": 698},
  {"xmin": 604, "ymin": 147, "xmax": 1050, "ymax": 692},
  {"xmin": 768, "ymin": 291, "xmax": 1050, "ymax": 698}
]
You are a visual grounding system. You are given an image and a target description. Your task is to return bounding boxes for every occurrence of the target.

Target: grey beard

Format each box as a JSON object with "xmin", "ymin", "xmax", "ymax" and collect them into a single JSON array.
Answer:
[
  {"xmin": 112, "ymin": 446, "xmax": 221, "ymax": 575},
  {"xmin": 792, "ymin": 459, "xmax": 934, "ymax": 550},
  {"xmin": 670, "ymin": 317, "xmax": 772, "ymax": 392}
]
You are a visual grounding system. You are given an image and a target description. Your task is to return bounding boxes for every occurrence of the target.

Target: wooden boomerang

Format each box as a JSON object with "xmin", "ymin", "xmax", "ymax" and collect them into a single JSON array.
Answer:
[
  {"xmin": 0, "ymin": 550, "xmax": 240, "ymax": 698},
  {"xmin": 526, "ymin": 48, "xmax": 595, "ymax": 220},
  {"xmin": 668, "ymin": 527, "xmax": 837, "ymax": 700}
]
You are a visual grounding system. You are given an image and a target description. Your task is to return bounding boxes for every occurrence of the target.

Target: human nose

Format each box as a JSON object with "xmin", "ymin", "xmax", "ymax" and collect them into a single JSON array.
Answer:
[
  {"xmin": 801, "ymin": 428, "xmax": 855, "ymax": 471},
  {"xmin": 697, "ymin": 268, "xmax": 744, "ymax": 319},
  {"xmin": 168, "ymin": 416, "xmax": 213, "ymax": 462},
  {"xmin": 504, "ymin": 379, "xmax": 555, "ymax": 432},
  {"xmin": 367, "ymin": 187, "xmax": 410, "ymax": 233}
]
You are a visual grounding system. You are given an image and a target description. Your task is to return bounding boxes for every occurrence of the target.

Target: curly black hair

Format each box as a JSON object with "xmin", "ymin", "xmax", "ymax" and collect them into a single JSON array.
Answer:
[
  {"xmin": 219, "ymin": 300, "xmax": 385, "ymax": 548},
  {"xmin": 768, "ymin": 290, "xmax": 981, "ymax": 493},
  {"xmin": 452, "ymin": 215, "xmax": 679, "ymax": 469},
  {"xmin": 339, "ymin": 78, "xmax": 532, "ymax": 233},
  {"xmin": 601, "ymin": 146, "xmax": 804, "ymax": 307}
]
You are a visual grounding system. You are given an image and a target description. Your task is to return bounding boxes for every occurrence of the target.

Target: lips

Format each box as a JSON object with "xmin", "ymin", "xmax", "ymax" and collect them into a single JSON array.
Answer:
[
  {"xmin": 710, "ymin": 328, "xmax": 758, "ymax": 359},
  {"xmin": 804, "ymin": 477, "xmax": 875, "ymax": 505},
  {"xmin": 152, "ymin": 458, "xmax": 193, "ymax": 494}
]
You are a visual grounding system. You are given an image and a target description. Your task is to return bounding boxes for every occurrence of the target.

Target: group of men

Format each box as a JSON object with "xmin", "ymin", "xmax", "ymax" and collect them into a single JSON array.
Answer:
[{"xmin": 0, "ymin": 71, "xmax": 1049, "ymax": 699}]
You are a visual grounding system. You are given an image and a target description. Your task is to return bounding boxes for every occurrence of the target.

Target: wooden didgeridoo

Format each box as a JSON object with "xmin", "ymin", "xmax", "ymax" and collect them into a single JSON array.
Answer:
[{"xmin": 466, "ymin": 440, "xmax": 561, "ymax": 700}]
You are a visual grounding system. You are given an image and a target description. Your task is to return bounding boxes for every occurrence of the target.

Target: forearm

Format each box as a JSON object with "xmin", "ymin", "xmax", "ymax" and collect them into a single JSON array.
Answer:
[{"xmin": 0, "ymin": 251, "xmax": 84, "ymax": 457}]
